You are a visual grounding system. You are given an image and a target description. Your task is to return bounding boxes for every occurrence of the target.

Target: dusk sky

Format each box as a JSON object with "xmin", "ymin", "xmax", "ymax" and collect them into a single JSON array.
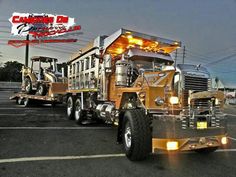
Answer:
[{"xmin": 0, "ymin": 0, "xmax": 235, "ymax": 84}]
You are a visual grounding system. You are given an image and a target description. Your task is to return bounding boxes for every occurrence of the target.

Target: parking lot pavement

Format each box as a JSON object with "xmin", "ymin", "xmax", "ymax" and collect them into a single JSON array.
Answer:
[{"xmin": 0, "ymin": 90, "xmax": 236, "ymax": 177}]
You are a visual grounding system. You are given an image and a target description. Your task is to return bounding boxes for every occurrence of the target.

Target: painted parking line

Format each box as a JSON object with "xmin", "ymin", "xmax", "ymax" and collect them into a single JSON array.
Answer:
[
  {"xmin": 0, "ymin": 107, "xmax": 59, "ymax": 110},
  {"xmin": 0, "ymin": 114, "xmax": 64, "ymax": 116},
  {"xmin": 0, "ymin": 114, "xmax": 26, "ymax": 116},
  {"xmin": 226, "ymin": 114, "xmax": 236, "ymax": 117},
  {"xmin": 0, "ymin": 154, "xmax": 126, "ymax": 164},
  {"xmin": 0, "ymin": 126, "xmax": 112, "ymax": 130},
  {"xmin": 1, "ymin": 149, "xmax": 236, "ymax": 164},
  {"xmin": 228, "ymin": 136, "xmax": 236, "ymax": 141},
  {"xmin": 216, "ymin": 149, "xmax": 236, "ymax": 152}
]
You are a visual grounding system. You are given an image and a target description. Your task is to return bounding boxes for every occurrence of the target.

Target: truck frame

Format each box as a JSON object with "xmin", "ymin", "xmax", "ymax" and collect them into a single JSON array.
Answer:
[{"xmin": 66, "ymin": 29, "xmax": 228, "ymax": 161}]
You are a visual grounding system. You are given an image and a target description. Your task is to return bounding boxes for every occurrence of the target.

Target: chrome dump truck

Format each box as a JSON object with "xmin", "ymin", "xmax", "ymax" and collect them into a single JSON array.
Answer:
[{"xmin": 66, "ymin": 29, "xmax": 228, "ymax": 161}]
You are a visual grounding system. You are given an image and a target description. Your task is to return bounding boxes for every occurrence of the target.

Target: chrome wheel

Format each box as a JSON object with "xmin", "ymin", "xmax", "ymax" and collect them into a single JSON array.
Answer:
[
  {"xmin": 75, "ymin": 99, "xmax": 82, "ymax": 122},
  {"xmin": 67, "ymin": 96, "xmax": 74, "ymax": 119},
  {"xmin": 124, "ymin": 123, "xmax": 132, "ymax": 149},
  {"xmin": 74, "ymin": 98, "xmax": 85, "ymax": 124},
  {"xmin": 17, "ymin": 98, "xmax": 23, "ymax": 105}
]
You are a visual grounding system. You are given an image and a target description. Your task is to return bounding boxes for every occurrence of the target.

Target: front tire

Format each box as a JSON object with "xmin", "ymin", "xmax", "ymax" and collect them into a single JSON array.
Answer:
[
  {"xmin": 24, "ymin": 77, "xmax": 33, "ymax": 94},
  {"xmin": 23, "ymin": 98, "xmax": 30, "ymax": 107},
  {"xmin": 17, "ymin": 97, "xmax": 23, "ymax": 105},
  {"xmin": 37, "ymin": 84, "xmax": 47, "ymax": 96},
  {"xmin": 122, "ymin": 109, "xmax": 152, "ymax": 161},
  {"xmin": 74, "ymin": 98, "xmax": 86, "ymax": 124},
  {"xmin": 67, "ymin": 96, "xmax": 74, "ymax": 120}
]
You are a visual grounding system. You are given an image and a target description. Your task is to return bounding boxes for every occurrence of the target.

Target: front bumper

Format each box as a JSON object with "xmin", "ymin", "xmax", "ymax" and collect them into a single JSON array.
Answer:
[{"xmin": 151, "ymin": 114, "xmax": 227, "ymax": 152}]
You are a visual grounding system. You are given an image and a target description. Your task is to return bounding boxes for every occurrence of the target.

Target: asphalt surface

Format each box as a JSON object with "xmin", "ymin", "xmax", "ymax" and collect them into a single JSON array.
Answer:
[{"xmin": 0, "ymin": 90, "xmax": 236, "ymax": 177}]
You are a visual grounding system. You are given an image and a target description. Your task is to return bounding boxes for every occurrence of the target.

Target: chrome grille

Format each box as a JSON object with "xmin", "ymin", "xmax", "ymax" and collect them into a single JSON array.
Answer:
[
  {"xmin": 182, "ymin": 75, "xmax": 209, "ymax": 106},
  {"xmin": 184, "ymin": 75, "xmax": 208, "ymax": 91}
]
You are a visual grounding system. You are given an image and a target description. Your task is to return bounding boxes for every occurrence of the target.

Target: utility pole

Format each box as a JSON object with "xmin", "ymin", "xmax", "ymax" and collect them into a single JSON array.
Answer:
[
  {"xmin": 182, "ymin": 45, "xmax": 186, "ymax": 64},
  {"xmin": 25, "ymin": 34, "xmax": 29, "ymax": 67},
  {"xmin": 174, "ymin": 49, "xmax": 178, "ymax": 67}
]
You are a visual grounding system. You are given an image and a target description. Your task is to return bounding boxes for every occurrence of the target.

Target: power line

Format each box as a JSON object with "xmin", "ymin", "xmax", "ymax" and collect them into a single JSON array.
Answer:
[
  {"xmin": 212, "ymin": 70, "xmax": 236, "ymax": 74},
  {"xmin": 205, "ymin": 53, "xmax": 236, "ymax": 66}
]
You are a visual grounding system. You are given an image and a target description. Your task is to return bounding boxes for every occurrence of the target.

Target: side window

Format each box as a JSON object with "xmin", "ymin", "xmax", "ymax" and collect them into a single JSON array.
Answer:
[
  {"xmin": 72, "ymin": 63, "xmax": 76, "ymax": 74},
  {"xmin": 86, "ymin": 57, "xmax": 90, "ymax": 70},
  {"xmin": 81, "ymin": 60, "xmax": 84, "ymax": 71},
  {"xmin": 69, "ymin": 65, "xmax": 72, "ymax": 75},
  {"xmin": 91, "ymin": 55, "xmax": 95, "ymax": 68},
  {"xmin": 77, "ymin": 62, "xmax": 80, "ymax": 73},
  {"xmin": 174, "ymin": 73, "xmax": 180, "ymax": 95}
]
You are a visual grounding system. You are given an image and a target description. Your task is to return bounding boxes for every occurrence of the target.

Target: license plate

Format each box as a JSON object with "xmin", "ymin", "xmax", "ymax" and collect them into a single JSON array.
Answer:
[{"xmin": 197, "ymin": 122, "xmax": 207, "ymax": 129}]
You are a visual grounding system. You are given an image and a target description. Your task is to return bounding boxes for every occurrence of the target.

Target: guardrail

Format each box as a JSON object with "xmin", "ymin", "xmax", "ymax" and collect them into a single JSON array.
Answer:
[{"xmin": 0, "ymin": 82, "xmax": 21, "ymax": 91}]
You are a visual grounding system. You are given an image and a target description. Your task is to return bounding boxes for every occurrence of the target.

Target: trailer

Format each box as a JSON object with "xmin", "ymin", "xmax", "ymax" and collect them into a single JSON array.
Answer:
[{"xmin": 10, "ymin": 82, "xmax": 67, "ymax": 107}]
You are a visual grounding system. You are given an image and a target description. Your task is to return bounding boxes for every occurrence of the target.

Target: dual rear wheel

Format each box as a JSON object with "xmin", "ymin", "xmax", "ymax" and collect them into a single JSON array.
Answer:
[{"xmin": 67, "ymin": 96, "xmax": 85, "ymax": 124}]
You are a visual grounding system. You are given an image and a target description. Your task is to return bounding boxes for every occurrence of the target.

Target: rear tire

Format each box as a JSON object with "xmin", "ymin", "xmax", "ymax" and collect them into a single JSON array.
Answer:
[
  {"xmin": 17, "ymin": 98, "xmax": 23, "ymax": 105},
  {"xmin": 25, "ymin": 77, "xmax": 33, "ymax": 94},
  {"xmin": 23, "ymin": 98, "xmax": 30, "ymax": 107},
  {"xmin": 122, "ymin": 109, "xmax": 152, "ymax": 161},
  {"xmin": 74, "ymin": 98, "xmax": 86, "ymax": 124},
  {"xmin": 67, "ymin": 96, "xmax": 74, "ymax": 120}
]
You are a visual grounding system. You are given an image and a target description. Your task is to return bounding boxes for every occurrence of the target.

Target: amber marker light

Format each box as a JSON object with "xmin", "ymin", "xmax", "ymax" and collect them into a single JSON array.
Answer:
[
  {"xmin": 128, "ymin": 37, "xmax": 143, "ymax": 46},
  {"xmin": 166, "ymin": 141, "xmax": 179, "ymax": 151},
  {"xmin": 116, "ymin": 48, "xmax": 124, "ymax": 54},
  {"xmin": 127, "ymin": 34, "xmax": 133, "ymax": 39}
]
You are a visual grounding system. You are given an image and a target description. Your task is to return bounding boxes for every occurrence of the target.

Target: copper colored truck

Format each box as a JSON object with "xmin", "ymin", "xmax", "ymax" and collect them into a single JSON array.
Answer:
[{"xmin": 66, "ymin": 29, "xmax": 228, "ymax": 161}]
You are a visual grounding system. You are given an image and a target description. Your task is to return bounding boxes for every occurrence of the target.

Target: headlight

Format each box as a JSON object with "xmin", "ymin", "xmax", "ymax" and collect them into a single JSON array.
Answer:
[
  {"xmin": 215, "ymin": 98, "xmax": 220, "ymax": 105},
  {"xmin": 221, "ymin": 137, "xmax": 228, "ymax": 145},
  {"xmin": 169, "ymin": 96, "xmax": 179, "ymax": 105}
]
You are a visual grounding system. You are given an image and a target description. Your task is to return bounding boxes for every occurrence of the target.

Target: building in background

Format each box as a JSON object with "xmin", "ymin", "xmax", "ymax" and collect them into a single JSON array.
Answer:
[{"xmin": 212, "ymin": 77, "xmax": 236, "ymax": 105}]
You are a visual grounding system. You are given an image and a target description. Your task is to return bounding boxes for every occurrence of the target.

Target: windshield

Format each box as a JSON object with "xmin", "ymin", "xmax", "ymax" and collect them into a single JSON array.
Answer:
[{"xmin": 130, "ymin": 58, "xmax": 173, "ymax": 72}]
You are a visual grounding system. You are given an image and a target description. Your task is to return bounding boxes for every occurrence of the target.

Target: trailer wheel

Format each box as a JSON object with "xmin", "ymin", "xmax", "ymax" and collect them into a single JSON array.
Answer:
[
  {"xmin": 122, "ymin": 109, "xmax": 151, "ymax": 161},
  {"xmin": 195, "ymin": 147, "xmax": 218, "ymax": 154},
  {"xmin": 37, "ymin": 84, "xmax": 47, "ymax": 96},
  {"xmin": 74, "ymin": 98, "xmax": 86, "ymax": 124},
  {"xmin": 25, "ymin": 77, "xmax": 33, "ymax": 94},
  {"xmin": 17, "ymin": 98, "xmax": 23, "ymax": 105},
  {"xmin": 67, "ymin": 96, "xmax": 74, "ymax": 120},
  {"xmin": 23, "ymin": 98, "xmax": 30, "ymax": 107}
]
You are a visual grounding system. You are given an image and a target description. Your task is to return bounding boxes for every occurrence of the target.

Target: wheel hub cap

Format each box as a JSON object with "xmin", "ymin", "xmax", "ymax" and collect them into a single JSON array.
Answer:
[
  {"xmin": 75, "ymin": 104, "xmax": 81, "ymax": 121},
  {"xmin": 125, "ymin": 126, "xmax": 132, "ymax": 148}
]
